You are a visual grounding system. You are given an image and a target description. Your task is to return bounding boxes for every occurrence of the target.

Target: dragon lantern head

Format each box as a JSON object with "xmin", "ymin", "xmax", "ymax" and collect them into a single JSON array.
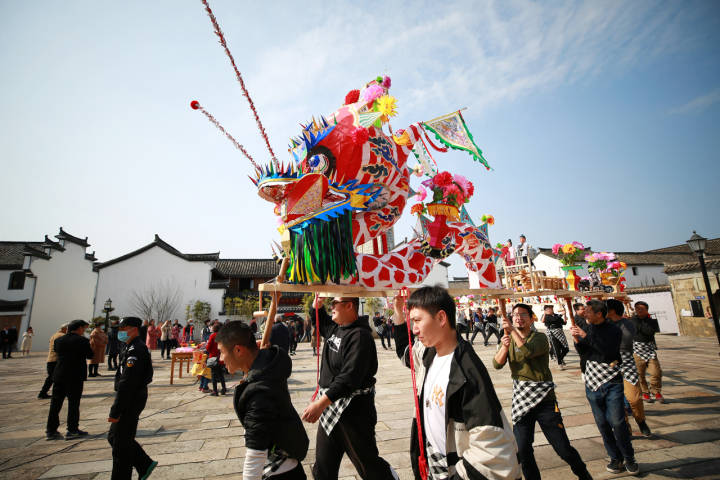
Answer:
[{"xmin": 252, "ymin": 76, "xmax": 411, "ymax": 284}]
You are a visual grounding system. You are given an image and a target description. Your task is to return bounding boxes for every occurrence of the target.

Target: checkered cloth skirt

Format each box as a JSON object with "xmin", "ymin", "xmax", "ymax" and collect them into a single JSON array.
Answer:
[
  {"xmin": 425, "ymin": 440, "xmax": 449, "ymax": 479},
  {"xmin": 584, "ymin": 360, "xmax": 620, "ymax": 391},
  {"xmin": 633, "ymin": 341, "xmax": 657, "ymax": 361},
  {"xmin": 317, "ymin": 387, "xmax": 374, "ymax": 436},
  {"xmin": 547, "ymin": 328, "xmax": 569, "ymax": 350},
  {"xmin": 262, "ymin": 447, "xmax": 289, "ymax": 479},
  {"xmin": 511, "ymin": 380, "xmax": 555, "ymax": 424},
  {"xmin": 619, "ymin": 351, "xmax": 639, "ymax": 385}
]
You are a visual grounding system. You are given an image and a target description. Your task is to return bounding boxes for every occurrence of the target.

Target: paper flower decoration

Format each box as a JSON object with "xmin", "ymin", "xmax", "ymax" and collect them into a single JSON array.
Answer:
[
  {"xmin": 415, "ymin": 186, "xmax": 427, "ymax": 202},
  {"xmin": 376, "ymin": 95, "xmax": 398, "ymax": 118},
  {"xmin": 554, "ymin": 241, "xmax": 585, "ymax": 265},
  {"xmin": 361, "ymin": 84, "xmax": 384, "ymax": 103}
]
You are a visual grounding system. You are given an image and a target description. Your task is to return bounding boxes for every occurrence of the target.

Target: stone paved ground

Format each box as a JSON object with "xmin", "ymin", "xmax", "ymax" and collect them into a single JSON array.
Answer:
[{"xmin": 0, "ymin": 334, "xmax": 719, "ymax": 480}]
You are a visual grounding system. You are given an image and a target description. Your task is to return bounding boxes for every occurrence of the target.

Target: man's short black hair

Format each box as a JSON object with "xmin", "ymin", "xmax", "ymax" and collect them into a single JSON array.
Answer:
[
  {"xmin": 573, "ymin": 303, "xmax": 584, "ymax": 311},
  {"xmin": 544, "ymin": 305, "xmax": 554, "ymax": 310},
  {"xmin": 489, "ymin": 307, "xmax": 496, "ymax": 313},
  {"xmin": 606, "ymin": 299, "xmax": 625, "ymax": 316},
  {"xmin": 634, "ymin": 301, "xmax": 648, "ymax": 309},
  {"xmin": 512, "ymin": 303, "xmax": 533, "ymax": 317},
  {"xmin": 215, "ymin": 321, "xmax": 257, "ymax": 351},
  {"xmin": 407, "ymin": 286, "xmax": 456, "ymax": 329},
  {"xmin": 67, "ymin": 319, "xmax": 89, "ymax": 332},
  {"xmin": 586, "ymin": 300, "xmax": 607, "ymax": 317}
]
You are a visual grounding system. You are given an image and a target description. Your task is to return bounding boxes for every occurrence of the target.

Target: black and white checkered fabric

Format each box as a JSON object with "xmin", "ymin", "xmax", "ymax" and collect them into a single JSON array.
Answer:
[
  {"xmin": 317, "ymin": 387, "xmax": 374, "ymax": 436},
  {"xmin": 619, "ymin": 351, "xmax": 639, "ymax": 385},
  {"xmin": 262, "ymin": 447, "xmax": 289, "ymax": 479},
  {"xmin": 425, "ymin": 440, "xmax": 449, "ymax": 479},
  {"xmin": 633, "ymin": 341, "xmax": 657, "ymax": 361},
  {"xmin": 584, "ymin": 360, "xmax": 620, "ymax": 391},
  {"xmin": 511, "ymin": 380, "xmax": 555, "ymax": 424},
  {"xmin": 547, "ymin": 328, "xmax": 569, "ymax": 349}
]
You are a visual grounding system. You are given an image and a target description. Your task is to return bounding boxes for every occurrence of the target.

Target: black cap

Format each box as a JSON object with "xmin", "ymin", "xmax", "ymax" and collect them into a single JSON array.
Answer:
[
  {"xmin": 119, "ymin": 316, "xmax": 142, "ymax": 328},
  {"xmin": 67, "ymin": 319, "xmax": 89, "ymax": 332}
]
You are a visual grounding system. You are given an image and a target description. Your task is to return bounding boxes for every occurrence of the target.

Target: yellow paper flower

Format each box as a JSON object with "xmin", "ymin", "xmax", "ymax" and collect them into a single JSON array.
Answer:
[
  {"xmin": 376, "ymin": 95, "xmax": 398, "ymax": 118},
  {"xmin": 562, "ymin": 244, "xmax": 576, "ymax": 254}
]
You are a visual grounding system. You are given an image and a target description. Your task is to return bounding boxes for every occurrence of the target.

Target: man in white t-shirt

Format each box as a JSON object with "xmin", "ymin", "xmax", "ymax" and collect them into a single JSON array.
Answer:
[{"xmin": 393, "ymin": 286, "xmax": 520, "ymax": 480}]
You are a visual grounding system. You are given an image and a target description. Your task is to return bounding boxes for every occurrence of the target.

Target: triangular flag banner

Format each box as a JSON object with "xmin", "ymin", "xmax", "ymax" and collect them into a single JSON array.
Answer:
[
  {"xmin": 422, "ymin": 111, "xmax": 491, "ymax": 170},
  {"xmin": 459, "ymin": 205, "xmax": 475, "ymax": 226},
  {"xmin": 411, "ymin": 141, "xmax": 437, "ymax": 175}
]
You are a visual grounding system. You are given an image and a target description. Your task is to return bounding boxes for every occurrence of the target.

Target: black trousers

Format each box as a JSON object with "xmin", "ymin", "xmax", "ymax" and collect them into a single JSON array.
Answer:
[
  {"xmin": 1, "ymin": 343, "xmax": 11, "ymax": 358},
  {"xmin": 108, "ymin": 353, "xmax": 118, "ymax": 370},
  {"xmin": 211, "ymin": 364, "xmax": 226, "ymax": 392},
  {"xmin": 160, "ymin": 340, "xmax": 170, "ymax": 358},
  {"xmin": 312, "ymin": 406, "xmax": 394, "ymax": 480},
  {"xmin": 40, "ymin": 361, "xmax": 57, "ymax": 396},
  {"xmin": 483, "ymin": 325, "xmax": 502, "ymax": 345},
  {"xmin": 46, "ymin": 380, "xmax": 83, "ymax": 433},
  {"xmin": 469, "ymin": 325, "xmax": 484, "ymax": 343},
  {"xmin": 108, "ymin": 388, "xmax": 153, "ymax": 480},
  {"xmin": 513, "ymin": 396, "xmax": 590, "ymax": 480},
  {"xmin": 548, "ymin": 334, "xmax": 569, "ymax": 365}
]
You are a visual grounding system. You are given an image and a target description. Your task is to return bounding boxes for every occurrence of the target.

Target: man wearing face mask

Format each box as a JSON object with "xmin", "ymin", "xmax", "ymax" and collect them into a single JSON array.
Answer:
[{"xmin": 107, "ymin": 317, "xmax": 157, "ymax": 480}]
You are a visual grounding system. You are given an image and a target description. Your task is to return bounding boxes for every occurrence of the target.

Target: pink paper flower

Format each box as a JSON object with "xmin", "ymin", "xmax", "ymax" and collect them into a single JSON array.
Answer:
[
  {"xmin": 572, "ymin": 241, "xmax": 585, "ymax": 250},
  {"xmin": 552, "ymin": 243, "xmax": 562, "ymax": 255},
  {"xmin": 361, "ymin": 84, "xmax": 384, "ymax": 103},
  {"xmin": 415, "ymin": 186, "xmax": 427, "ymax": 202}
]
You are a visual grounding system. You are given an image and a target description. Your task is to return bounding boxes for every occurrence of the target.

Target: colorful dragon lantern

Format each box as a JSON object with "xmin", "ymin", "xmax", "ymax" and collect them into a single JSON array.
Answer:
[{"xmin": 191, "ymin": 4, "xmax": 501, "ymax": 290}]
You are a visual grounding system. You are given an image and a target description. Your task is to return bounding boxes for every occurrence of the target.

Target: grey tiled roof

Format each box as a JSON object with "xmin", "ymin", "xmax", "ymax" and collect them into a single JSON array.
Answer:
[
  {"xmin": 95, "ymin": 235, "xmax": 220, "ymax": 270},
  {"xmin": 215, "ymin": 259, "xmax": 279, "ymax": 278},
  {"xmin": 0, "ymin": 242, "xmax": 45, "ymax": 269}
]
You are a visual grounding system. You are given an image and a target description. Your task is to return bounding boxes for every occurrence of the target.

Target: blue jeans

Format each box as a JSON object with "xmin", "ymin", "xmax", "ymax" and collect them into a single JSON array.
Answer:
[
  {"xmin": 586, "ymin": 382, "xmax": 634, "ymax": 461},
  {"xmin": 200, "ymin": 376, "xmax": 209, "ymax": 389}
]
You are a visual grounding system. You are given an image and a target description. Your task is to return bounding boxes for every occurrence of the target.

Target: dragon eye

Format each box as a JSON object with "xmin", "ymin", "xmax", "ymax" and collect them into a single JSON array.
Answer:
[{"xmin": 308, "ymin": 153, "xmax": 329, "ymax": 172}]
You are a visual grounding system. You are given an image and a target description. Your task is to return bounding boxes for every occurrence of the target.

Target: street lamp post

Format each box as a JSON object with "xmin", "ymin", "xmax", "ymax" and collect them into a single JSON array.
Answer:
[
  {"xmin": 686, "ymin": 231, "xmax": 720, "ymax": 346},
  {"xmin": 360, "ymin": 298, "xmax": 366, "ymax": 316},
  {"xmin": 712, "ymin": 266, "xmax": 720, "ymax": 291},
  {"xmin": 103, "ymin": 298, "xmax": 114, "ymax": 331}
]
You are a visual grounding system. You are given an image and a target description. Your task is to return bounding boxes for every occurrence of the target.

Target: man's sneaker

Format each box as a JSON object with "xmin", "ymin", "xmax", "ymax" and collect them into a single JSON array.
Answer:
[
  {"xmin": 38, "ymin": 393, "xmax": 51, "ymax": 399},
  {"xmin": 606, "ymin": 459, "xmax": 624, "ymax": 474},
  {"xmin": 638, "ymin": 420, "xmax": 652, "ymax": 437},
  {"xmin": 625, "ymin": 458, "xmax": 639, "ymax": 474},
  {"xmin": 642, "ymin": 393, "xmax": 653, "ymax": 402},
  {"xmin": 46, "ymin": 431, "xmax": 63, "ymax": 441},
  {"xmin": 141, "ymin": 460, "xmax": 158, "ymax": 480},
  {"xmin": 65, "ymin": 430, "xmax": 88, "ymax": 439},
  {"xmin": 655, "ymin": 393, "xmax": 665, "ymax": 404}
]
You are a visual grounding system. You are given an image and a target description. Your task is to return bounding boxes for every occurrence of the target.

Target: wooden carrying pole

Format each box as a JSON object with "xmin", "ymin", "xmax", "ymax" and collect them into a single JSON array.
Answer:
[
  {"xmin": 563, "ymin": 296, "xmax": 576, "ymax": 327},
  {"xmin": 260, "ymin": 257, "xmax": 289, "ymax": 348}
]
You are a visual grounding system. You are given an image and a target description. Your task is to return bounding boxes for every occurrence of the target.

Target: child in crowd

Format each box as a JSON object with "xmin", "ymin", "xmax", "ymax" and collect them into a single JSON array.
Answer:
[{"xmin": 190, "ymin": 350, "xmax": 211, "ymax": 393}]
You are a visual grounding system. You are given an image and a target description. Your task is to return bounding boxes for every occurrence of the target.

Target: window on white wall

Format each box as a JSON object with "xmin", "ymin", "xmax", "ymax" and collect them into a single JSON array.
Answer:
[
  {"xmin": 632, "ymin": 267, "xmax": 638, "ymax": 276},
  {"xmin": 8, "ymin": 271, "xmax": 25, "ymax": 290},
  {"xmin": 689, "ymin": 300, "xmax": 704, "ymax": 317}
]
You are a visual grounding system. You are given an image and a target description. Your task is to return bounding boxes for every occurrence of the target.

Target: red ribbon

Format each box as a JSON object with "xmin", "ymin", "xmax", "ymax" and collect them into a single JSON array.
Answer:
[
  {"xmin": 311, "ymin": 293, "xmax": 321, "ymax": 401},
  {"xmin": 401, "ymin": 287, "xmax": 429, "ymax": 480},
  {"xmin": 422, "ymin": 127, "xmax": 449, "ymax": 153}
]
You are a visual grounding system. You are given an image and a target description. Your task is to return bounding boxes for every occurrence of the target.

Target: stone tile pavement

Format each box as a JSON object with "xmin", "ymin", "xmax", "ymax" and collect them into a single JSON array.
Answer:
[{"xmin": 0, "ymin": 334, "xmax": 718, "ymax": 479}]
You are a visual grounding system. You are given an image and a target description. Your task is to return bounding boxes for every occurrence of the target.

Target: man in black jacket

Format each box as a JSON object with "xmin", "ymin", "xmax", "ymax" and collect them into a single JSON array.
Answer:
[
  {"xmin": 301, "ymin": 296, "xmax": 397, "ymax": 480},
  {"xmin": 393, "ymin": 287, "xmax": 519, "ymax": 480},
  {"xmin": 541, "ymin": 305, "xmax": 569, "ymax": 368},
  {"xmin": 630, "ymin": 301, "xmax": 664, "ymax": 403},
  {"xmin": 571, "ymin": 300, "xmax": 638, "ymax": 474},
  {"xmin": 107, "ymin": 317, "xmax": 156, "ymax": 480},
  {"xmin": 46, "ymin": 319, "xmax": 94, "ymax": 440},
  {"xmin": 217, "ymin": 321, "xmax": 308, "ymax": 479}
]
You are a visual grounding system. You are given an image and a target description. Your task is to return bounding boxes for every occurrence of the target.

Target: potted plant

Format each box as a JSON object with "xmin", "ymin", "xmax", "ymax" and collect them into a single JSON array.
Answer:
[{"xmin": 552, "ymin": 242, "xmax": 585, "ymax": 290}]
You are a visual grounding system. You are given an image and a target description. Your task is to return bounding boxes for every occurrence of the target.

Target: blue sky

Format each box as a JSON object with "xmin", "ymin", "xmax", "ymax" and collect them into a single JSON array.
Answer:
[{"xmin": 2, "ymin": 0, "xmax": 719, "ymax": 278}]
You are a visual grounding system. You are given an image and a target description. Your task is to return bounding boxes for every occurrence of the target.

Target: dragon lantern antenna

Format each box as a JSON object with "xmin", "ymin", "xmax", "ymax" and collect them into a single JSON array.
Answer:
[
  {"xmin": 190, "ymin": 100, "xmax": 261, "ymax": 171},
  {"xmin": 200, "ymin": 0, "xmax": 280, "ymax": 170}
]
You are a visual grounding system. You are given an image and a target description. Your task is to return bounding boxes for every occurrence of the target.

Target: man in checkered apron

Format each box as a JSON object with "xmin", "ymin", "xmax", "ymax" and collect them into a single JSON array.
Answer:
[
  {"xmin": 494, "ymin": 303, "xmax": 591, "ymax": 480},
  {"xmin": 571, "ymin": 300, "xmax": 638, "ymax": 475},
  {"xmin": 630, "ymin": 301, "xmax": 664, "ymax": 403},
  {"xmin": 301, "ymin": 297, "xmax": 397, "ymax": 480},
  {"xmin": 541, "ymin": 305, "xmax": 569, "ymax": 368},
  {"xmin": 606, "ymin": 299, "xmax": 652, "ymax": 437}
]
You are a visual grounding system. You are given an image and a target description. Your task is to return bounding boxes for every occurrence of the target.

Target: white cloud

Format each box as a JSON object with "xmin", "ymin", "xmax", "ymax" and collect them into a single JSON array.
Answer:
[{"xmin": 668, "ymin": 88, "xmax": 720, "ymax": 115}]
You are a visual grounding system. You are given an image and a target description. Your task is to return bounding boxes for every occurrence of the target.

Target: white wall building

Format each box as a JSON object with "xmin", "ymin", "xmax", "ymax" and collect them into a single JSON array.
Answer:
[
  {"xmin": 93, "ymin": 235, "xmax": 224, "ymax": 338},
  {"xmin": 0, "ymin": 228, "xmax": 98, "ymax": 352}
]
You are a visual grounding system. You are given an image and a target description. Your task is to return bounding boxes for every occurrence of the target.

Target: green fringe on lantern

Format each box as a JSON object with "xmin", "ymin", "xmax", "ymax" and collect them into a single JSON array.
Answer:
[{"xmin": 286, "ymin": 211, "xmax": 356, "ymax": 284}]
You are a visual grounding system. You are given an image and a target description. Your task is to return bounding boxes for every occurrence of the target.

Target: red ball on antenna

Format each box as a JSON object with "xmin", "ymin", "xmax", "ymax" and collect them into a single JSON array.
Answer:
[{"xmin": 190, "ymin": 100, "xmax": 201, "ymax": 110}]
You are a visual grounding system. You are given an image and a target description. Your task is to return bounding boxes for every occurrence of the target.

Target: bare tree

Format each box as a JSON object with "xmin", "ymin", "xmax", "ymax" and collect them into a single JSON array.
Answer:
[
  {"xmin": 130, "ymin": 281, "xmax": 182, "ymax": 323},
  {"xmin": 130, "ymin": 288, "xmax": 156, "ymax": 322},
  {"xmin": 155, "ymin": 283, "xmax": 182, "ymax": 323}
]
